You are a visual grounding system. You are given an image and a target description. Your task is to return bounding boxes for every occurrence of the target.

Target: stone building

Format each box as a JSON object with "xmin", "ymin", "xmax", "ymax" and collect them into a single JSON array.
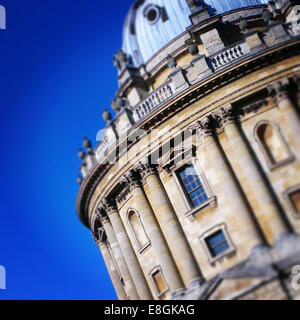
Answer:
[{"xmin": 76, "ymin": 0, "xmax": 300, "ymax": 300}]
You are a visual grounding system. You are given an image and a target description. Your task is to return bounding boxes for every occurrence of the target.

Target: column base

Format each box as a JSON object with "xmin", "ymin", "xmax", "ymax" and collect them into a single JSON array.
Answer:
[
  {"xmin": 188, "ymin": 277, "xmax": 205, "ymax": 289},
  {"xmin": 184, "ymin": 277, "xmax": 206, "ymax": 300},
  {"xmin": 221, "ymin": 244, "xmax": 275, "ymax": 279},
  {"xmin": 273, "ymin": 232, "xmax": 300, "ymax": 266},
  {"xmin": 171, "ymin": 288, "xmax": 186, "ymax": 300},
  {"xmin": 248, "ymin": 243, "xmax": 273, "ymax": 268}
]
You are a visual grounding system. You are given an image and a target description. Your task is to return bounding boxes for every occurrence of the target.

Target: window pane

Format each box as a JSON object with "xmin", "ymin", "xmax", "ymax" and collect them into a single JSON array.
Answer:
[
  {"xmin": 153, "ymin": 270, "xmax": 167, "ymax": 294},
  {"xmin": 178, "ymin": 164, "xmax": 208, "ymax": 208},
  {"xmin": 291, "ymin": 190, "xmax": 300, "ymax": 214},
  {"xmin": 206, "ymin": 230, "xmax": 230, "ymax": 258}
]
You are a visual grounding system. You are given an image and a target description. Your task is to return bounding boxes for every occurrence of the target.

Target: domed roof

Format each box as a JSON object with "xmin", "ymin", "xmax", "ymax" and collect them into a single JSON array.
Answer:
[{"xmin": 122, "ymin": 0, "xmax": 267, "ymax": 67}]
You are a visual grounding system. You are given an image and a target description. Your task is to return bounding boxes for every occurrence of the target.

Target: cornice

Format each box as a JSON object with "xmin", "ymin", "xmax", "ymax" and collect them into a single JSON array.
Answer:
[
  {"xmin": 135, "ymin": 38, "xmax": 300, "ymax": 131},
  {"xmin": 76, "ymin": 38, "xmax": 300, "ymax": 230},
  {"xmin": 117, "ymin": 6, "xmax": 266, "ymax": 97}
]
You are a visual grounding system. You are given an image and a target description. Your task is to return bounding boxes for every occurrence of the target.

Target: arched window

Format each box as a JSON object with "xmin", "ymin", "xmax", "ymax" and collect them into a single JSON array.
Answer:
[
  {"xmin": 254, "ymin": 121, "xmax": 294, "ymax": 170},
  {"xmin": 177, "ymin": 164, "xmax": 208, "ymax": 208},
  {"xmin": 127, "ymin": 210, "xmax": 150, "ymax": 253}
]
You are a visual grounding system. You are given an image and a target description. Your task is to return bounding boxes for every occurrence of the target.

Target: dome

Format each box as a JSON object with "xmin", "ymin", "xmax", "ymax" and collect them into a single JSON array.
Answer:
[{"xmin": 122, "ymin": 0, "xmax": 268, "ymax": 67}]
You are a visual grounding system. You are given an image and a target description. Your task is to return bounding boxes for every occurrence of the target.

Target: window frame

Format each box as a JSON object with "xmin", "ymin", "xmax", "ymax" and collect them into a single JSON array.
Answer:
[
  {"xmin": 127, "ymin": 208, "xmax": 151, "ymax": 254},
  {"xmin": 173, "ymin": 157, "xmax": 216, "ymax": 220},
  {"xmin": 149, "ymin": 266, "xmax": 169, "ymax": 298},
  {"xmin": 177, "ymin": 163, "xmax": 209, "ymax": 208},
  {"xmin": 199, "ymin": 224, "xmax": 236, "ymax": 264},
  {"xmin": 283, "ymin": 184, "xmax": 300, "ymax": 220},
  {"xmin": 254, "ymin": 120, "xmax": 295, "ymax": 171}
]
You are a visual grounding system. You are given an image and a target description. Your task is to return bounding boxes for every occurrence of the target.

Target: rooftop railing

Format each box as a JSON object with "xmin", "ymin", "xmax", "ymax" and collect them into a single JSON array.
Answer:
[
  {"xmin": 210, "ymin": 42, "xmax": 249, "ymax": 71},
  {"xmin": 132, "ymin": 82, "xmax": 175, "ymax": 122}
]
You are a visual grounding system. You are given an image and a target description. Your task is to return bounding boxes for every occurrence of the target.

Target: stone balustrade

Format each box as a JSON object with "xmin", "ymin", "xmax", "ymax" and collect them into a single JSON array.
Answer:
[
  {"xmin": 132, "ymin": 42, "xmax": 250, "ymax": 123},
  {"xmin": 85, "ymin": 21, "xmax": 300, "ymax": 175},
  {"xmin": 132, "ymin": 82, "xmax": 175, "ymax": 122},
  {"xmin": 210, "ymin": 42, "xmax": 249, "ymax": 71}
]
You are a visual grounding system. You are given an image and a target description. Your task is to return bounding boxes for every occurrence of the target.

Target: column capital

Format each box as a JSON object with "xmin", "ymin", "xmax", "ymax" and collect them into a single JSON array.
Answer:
[
  {"xmin": 117, "ymin": 171, "xmax": 141, "ymax": 205},
  {"xmin": 293, "ymin": 75, "xmax": 300, "ymax": 89},
  {"xmin": 101, "ymin": 197, "xmax": 118, "ymax": 216},
  {"xmin": 116, "ymin": 186, "xmax": 131, "ymax": 205},
  {"xmin": 96, "ymin": 206, "xmax": 110, "ymax": 225},
  {"xmin": 92, "ymin": 227, "xmax": 107, "ymax": 245},
  {"xmin": 218, "ymin": 104, "xmax": 236, "ymax": 128},
  {"xmin": 268, "ymin": 79, "xmax": 292, "ymax": 104},
  {"xmin": 92, "ymin": 232, "xmax": 100, "ymax": 245},
  {"xmin": 120, "ymin": 170, "xmax": 141, "ymax": 190},
  {"xmin": 193, "ymin": 116, "xmax": 214, "ymax": 138},
  {"xmin": 135, "ymin": 159, "xmax": 157, "ymax": 180}
]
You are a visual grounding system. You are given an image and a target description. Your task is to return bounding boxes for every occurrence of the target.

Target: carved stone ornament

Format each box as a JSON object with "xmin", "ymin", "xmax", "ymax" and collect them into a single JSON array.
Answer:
[
  {"xmin": 135, "ymin": 160, "xmax": 157, "ymax": 180},
  {"xmin": 268, "ymin": 79, "xmax": 291, "ymax": 103},
  {"xmin": 262, "ymin": 8, "xmax": 274, "ymax": 25},
  {"xmin": 96, "ymin": 206, "xmax": 110, "ymax": 224},
  {"xmin": 186, "ymin": 0, "xmax": 207, "ymax": 11},
  {"xmin": 77, "ymin": 175, "xmax": 83, "ymax": 186},
  {"xmin": 125, "ymin": 170, "xmax": 141, "ymax": 188},
  {"xmin": 187, "ymin": 0, "xmax": 198, "ymax": 10},
  {"xmin": 188, "ymin": 42, "xmax": 200, "ymax": 56},
  {"xmin": 93, "ymin": 227, "xmax": 107, "ymax": 244},
  {"xmin": 116, "ymin": 185, "xmax": 131, "ymax": 205},
  {"xmin": 166, "ymin": 54, "xmax": 177, "ymax": 69},
  {"xmin": 101, "ymin": 198, "xmax": 118, "ymax": 216},
  {"xmin": 102, "ymin": 109, "xmax": 112, "ymax": 123},
  {"xmin": 195, "ymin": 116, "xmax": 214, "ymax": 138},
  {"xmin": 293, "ymin": 75, "xmax": 300, "ymax": 92},
  {"xmin": 78, "ymin": 148, "xmax": 85, "ymax": 160},
  {"xmin": 218, "ymin": 105, "xmax": 236, "ymax": 128},
  {"xmin": 238, "ymin": 16, "xmax": 248, "ymax": 32},
  {"xmin": 83, "ymin": 137, "xmax": 92, "ymax": 151},
  {"xmin": 113, "ymin": 49, "xmax": 128, "ymax": 71},
  {"xmin": 242, "ymin": 100, "xmax": 268, "ymax": 115}
]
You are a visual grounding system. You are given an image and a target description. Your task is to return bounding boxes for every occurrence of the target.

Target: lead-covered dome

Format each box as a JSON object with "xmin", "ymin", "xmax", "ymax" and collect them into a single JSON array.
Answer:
[{"xmin": 122, "ymin": 0, "xmax": 268, "ymax": 67}]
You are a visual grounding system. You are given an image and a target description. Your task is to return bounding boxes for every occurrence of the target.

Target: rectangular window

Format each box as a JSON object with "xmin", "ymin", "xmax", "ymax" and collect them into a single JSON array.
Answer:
[
  {"xmin": 205, "ymin": 230, "xmax": 230, "ymax": 258},
  {"xmin": 178, "ymin": 164, "xmax": 208, "ymax": 208},
  {"xmin": 150, "ymin": 267, "xmax": 168, "ymax": 297},
  {"xmin": 290, "ymin": 190, "xmax": 300, "ymax": 215}
]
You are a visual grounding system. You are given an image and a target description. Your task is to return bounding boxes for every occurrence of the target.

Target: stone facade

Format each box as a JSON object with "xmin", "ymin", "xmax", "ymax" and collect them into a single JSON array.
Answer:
[{"xmin": 76, "ymin": 0, "xmax": 300, "ymax": 300}]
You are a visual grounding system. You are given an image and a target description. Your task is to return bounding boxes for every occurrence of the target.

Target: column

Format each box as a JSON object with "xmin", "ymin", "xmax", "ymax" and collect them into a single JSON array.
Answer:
[
  {"xmin": 101, "ymin": 198, "xmax": 152, "ymax": 300},
  {"xmin": 136, "ymin": 162, "xmax": 203, "ymax": 289},
  {"xmin": 195, "ymin": 117, "xmax": 264, "ymax": 250},
  {"xmin": 293, "ymin": 75, "xmax": 300, "ymax": 100},
  {"xmin": 219, "ymin": 105, "xmax": 289, "ymax": 244},
  {"xmin": 124, "ymin": 171, "xmax": 185, "ymax": 298},
  {"xmin": 271, "ymin": 80, "xmax": 300, "ymax": 147},
  {"xmin": 94, "ymin": 235, "xmax": 127, "ymax": 300},
  {"xmin": 97, "ymin": 208, "xmax": 139, "ymax": 300}
]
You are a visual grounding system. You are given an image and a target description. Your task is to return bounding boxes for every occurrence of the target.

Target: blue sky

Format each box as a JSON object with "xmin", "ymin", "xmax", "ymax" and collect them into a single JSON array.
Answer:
[{"xmin": 0, "ymin": 0, "xmax": 133, "ymax": 300}]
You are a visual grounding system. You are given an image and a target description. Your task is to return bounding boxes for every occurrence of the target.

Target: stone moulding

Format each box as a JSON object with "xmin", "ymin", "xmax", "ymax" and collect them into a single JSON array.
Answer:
[
  {"xmin": 130, "ymin": 6, "xmax": 266, "ymax": 87},
  {"xmin": 76, "ymin": 39, "xmax": 300, "ymax": 230}
]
